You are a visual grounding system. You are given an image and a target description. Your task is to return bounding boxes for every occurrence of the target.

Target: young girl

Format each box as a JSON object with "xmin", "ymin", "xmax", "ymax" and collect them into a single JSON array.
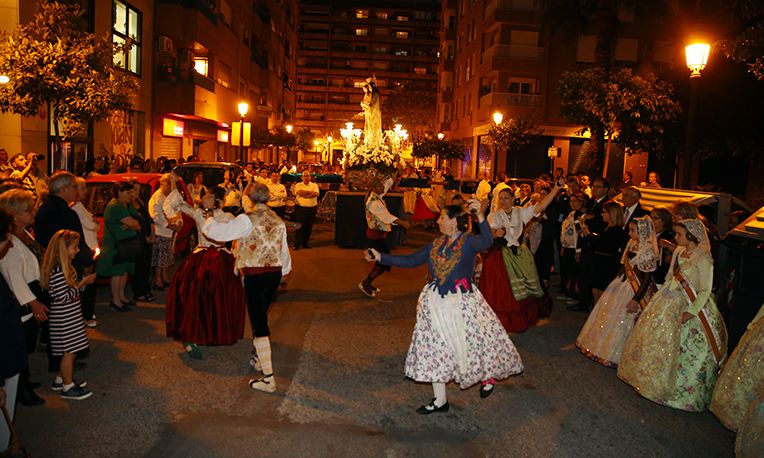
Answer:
[{"xmin": 41, "ymin": 230, "xmax": 97, "ymax": 400}]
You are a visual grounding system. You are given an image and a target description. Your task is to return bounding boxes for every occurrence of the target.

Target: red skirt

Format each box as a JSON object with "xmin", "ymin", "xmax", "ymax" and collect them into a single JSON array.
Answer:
[
  {"xmin": 412, "ymin": 196, "xmax": 439, "ymax": 222},
  {"xmin": 478, "ymin": 247, "xmax": 540, "ymax": 333},
  {"xmin": 166, "ymin": 248, "xmax": 245, "ymax": 345}
]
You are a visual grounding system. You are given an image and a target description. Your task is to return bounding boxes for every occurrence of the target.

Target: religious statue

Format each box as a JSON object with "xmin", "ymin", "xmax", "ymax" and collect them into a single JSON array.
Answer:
[{"xmin": 360, "ymin": 76, "xmax": 382, "ymax": 148}]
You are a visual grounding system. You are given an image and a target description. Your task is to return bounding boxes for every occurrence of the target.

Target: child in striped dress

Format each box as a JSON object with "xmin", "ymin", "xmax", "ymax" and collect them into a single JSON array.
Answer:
[{"xmin": 41, "ymin": 230, "xmax": 97, "ymax": 400}]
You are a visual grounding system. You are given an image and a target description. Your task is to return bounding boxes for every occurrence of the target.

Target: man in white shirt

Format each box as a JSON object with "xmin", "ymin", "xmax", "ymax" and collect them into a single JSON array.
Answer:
[
  {"xmin": 474, "ymin": 172, "xmax": 492, "ymax": 203},
  {"xmin": 266, "ymin": 172, "xmax": 287, "ymax": 218},
  {"xmin": 359, "ymin": 178, "xmax": 409, "ymax": 297},
  {"xmin": 292, "ymin": 171, "xmax": 319, "ymax": 249},
  {"xmin": 148, "ymin": 174, "xmax": 177, "ymax": 289}
]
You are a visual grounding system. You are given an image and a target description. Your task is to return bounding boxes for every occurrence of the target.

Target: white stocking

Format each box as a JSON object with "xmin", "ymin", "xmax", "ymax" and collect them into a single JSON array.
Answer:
[
  {"xmin": 432, "ymin": 382, "xmax": 447, "ymax": 407},
  {"xmin": 253, "ymin": 337, "xmax": 273, "ymax": 376}
]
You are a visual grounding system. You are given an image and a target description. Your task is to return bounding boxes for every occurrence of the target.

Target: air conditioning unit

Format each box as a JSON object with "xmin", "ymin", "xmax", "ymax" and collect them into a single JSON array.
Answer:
[{"xmin": 156, "ymin": 36, "xmax": 173, "ymax": 54}]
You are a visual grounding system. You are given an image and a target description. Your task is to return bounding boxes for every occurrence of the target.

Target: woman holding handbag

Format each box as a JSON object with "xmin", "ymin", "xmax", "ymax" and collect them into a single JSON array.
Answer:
[{"xmin": 96, "ymin": 181, "xmax": 141, "ymax": 311}]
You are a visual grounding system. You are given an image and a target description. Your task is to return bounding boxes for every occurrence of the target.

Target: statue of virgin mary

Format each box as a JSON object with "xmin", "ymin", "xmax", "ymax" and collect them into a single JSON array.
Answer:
[{"xmin": 360, "ymin": 76, "xmax": 382, "ymax": 148}]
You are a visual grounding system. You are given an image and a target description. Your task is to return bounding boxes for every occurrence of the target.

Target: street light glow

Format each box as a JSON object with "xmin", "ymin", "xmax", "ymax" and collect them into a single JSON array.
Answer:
[
  {"xmin": 493, "ymin": 111, "xmax": 504, "ymax": 125},
  {"xmin": 327, "ymin": 135, "xmax": 333, "ymax": 143},
  {"xmin": 285, "ymin": 124, "xmax": 293, "ymax": 134},
  {"xmin": 0, "ymin": 75, "xmax": 9, "ymax": 84},
  {"xmin": 237, "ymin": 102, "xmax": 249, "ymax": 117},
  {"xmin": 437, "ymin": 132, "xmax": 444, "ymax": 140},
  {"xmin": 686, "ymin": 43, "xmax": 711, "ymax": 77}
]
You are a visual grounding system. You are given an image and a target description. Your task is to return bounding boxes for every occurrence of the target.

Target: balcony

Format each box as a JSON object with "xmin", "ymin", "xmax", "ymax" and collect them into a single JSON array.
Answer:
[
  {"xmin": 482, "ymin": 0, "xmax": 542, "ymax": 24},
  {"xmin": 478, "ymin": 91, "xmax": 542, "ymax": 108}
]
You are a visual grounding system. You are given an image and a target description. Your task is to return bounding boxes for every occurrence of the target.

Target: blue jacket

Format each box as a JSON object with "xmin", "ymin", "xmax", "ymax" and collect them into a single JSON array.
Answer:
[{"xmin": 381, "ymin": 219, "xmax": 492, "ymax": 295}]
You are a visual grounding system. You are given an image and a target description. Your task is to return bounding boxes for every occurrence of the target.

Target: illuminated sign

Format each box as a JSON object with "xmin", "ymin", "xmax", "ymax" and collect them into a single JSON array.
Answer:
[{"xmin": 162, "ymin": 118, "xmax": 184, "ymax": 137}]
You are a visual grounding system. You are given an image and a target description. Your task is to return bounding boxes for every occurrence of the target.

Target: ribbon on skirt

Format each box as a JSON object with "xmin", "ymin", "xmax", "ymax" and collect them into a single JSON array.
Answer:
[{"xmin": 623, "ymin": 260, "xmax": 657, "ymax": 310}]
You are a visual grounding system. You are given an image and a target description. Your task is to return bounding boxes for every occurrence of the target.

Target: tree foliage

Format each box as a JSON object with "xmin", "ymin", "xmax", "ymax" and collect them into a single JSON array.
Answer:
[
  {"xmin": 411, "ymin": 138, "xmax": 464, "ymax": 161},
  {"xmin": 719, "ymin": 2, "xmax": 764, "ymax": 80},
  {"xmin": 558, "ymin": 68, "xmax": 682, "ymax": 173},
  {"xmin": 485, "ymin": 116, "xmax": 543, "ymax": 156},
  {"xmin": 381, "ymin": 82, "xmax": 437, "ymax": 141},
  {"xmin": 0, "ymin": 1, "xmax": 138, "ymax": 139}
]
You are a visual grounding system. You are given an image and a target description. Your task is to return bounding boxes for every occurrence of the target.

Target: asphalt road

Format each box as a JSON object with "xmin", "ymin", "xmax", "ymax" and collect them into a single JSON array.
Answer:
[{"xmin": 14, "ymin": 222, "xmax": 735, "ymax": 457}]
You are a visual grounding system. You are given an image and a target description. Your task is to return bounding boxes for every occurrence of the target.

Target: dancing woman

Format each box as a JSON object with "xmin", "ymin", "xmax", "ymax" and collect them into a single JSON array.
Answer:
[
  {"xmin": 618, "ymin": 219, "xmax": 727, "ymax": 412},
  {"xmin": 163, "ymin": 186, "xmax": 245, "ymax": 359},
  {"xmin": 478, "ymin": 181, "xmax": 562, "ymax": 333},
  {"xmin": 576, "ymin": 216, "xmax": 659, "ymax": 367},
  {"xmin": 366, "ymin": 199, "xmax": 524, "ymax": 414}
]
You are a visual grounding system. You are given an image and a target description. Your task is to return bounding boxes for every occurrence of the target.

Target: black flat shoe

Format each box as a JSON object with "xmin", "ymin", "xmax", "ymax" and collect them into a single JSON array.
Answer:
[
  {"xmin": 416, "ymin": 399, "xmax": 449, "ymax": 415},
  {"xmin": 110, "ymin": 302, "xmax": 130, "ymax": 312},
  {"xmin": 19, "ymin": 389, "xmax": 45, "ymax": 407},
  {"xmin": 479, "ymin": 383, "xmax": 495, "ymax": 399},
  {"xmin": 123, "ymin": 299, "xmax": 136, "ymax": 307}
]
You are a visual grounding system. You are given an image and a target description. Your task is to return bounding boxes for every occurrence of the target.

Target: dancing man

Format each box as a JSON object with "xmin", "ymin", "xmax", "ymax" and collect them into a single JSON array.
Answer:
[{"xmin": 359, "ymin": 177, "xmax": 409, "ymax": 297}]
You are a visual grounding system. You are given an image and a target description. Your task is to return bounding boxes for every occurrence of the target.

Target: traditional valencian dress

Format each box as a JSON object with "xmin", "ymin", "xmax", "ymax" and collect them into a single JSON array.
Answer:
[
  {"xmin": 710, "ymin": 304, "xmax": 764, "ymax": 431},
  {"xmin": 736, "ymin": 390, "xmax": 764, "ymax": 457},
  {"xmin": 380, "ymin": 219, "xmax": 524, "ymax": 389},
  {"xmin": 479, "ymin": 205, "xmax": 549, "ymax": 333},
  {"xmin": 618, "ymin": 219, "xmax": 728, "ymax": 412},
  {"xmin": 576, "ymin": 217, "xmax": 659, "ymax": 367},
  {"xmin": 164, "ymin": 190, "xmax": 245, "ymax": 345}
]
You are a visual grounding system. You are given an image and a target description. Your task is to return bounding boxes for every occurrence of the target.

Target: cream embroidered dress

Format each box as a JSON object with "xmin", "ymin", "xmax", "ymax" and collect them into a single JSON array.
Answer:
[{"xmin": 618, "ymin": 222, "xmax": 727, "ymax": 412}]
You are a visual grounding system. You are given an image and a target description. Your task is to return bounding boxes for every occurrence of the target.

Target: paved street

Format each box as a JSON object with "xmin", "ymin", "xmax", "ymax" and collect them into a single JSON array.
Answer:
[{"xmin": 15, "ymin": 223, "xmax": 735, "ymax": 457}]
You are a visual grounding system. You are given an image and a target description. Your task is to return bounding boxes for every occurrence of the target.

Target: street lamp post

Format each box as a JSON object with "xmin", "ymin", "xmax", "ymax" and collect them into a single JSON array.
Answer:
[
  {"xmin": 327, "ymin": 135, "xmax": 333, "ymax": 164},
  {"xmin": 491, "ymin": 111, "xmax": 503, "ymax": 180},
  {"xmin": 237, "ymin": 102, "xmax": 248, "ymax": 162},
  {"xmin": 681, "ymin": 42, "xmax": 710, "ymax": 189}
]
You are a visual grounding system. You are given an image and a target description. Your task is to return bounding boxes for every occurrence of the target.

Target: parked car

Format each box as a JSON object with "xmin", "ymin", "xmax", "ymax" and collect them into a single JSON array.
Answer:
[
  {"xmin": 84, "ymin": 173, "xmax": 196, "ymax": 255},
  {"xmin": 172, "ymin": 161, "xmax": 244, "ymax": 189}
]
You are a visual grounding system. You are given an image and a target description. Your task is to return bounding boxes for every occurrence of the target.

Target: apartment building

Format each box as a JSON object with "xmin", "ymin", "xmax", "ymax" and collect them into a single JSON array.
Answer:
[
  {"xmin": 154, "ymin": 0, "xmax": 297, "ymax": 162},
  {"xmin": 439, "ymin": 0, "xmax": 678, "ymax": 180},
  {"xmin": 295, "ymin": 0, "xmax": 441, "ymax": 155}
]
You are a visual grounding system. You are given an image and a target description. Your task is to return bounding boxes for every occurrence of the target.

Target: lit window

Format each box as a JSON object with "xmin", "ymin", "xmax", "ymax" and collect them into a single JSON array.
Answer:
[
  {"xmin": 193, "ymin": 57, "xmax": 208, "ymax": 77},
  {"xmin": 395, "ymin": 49, "xmax": 408, "ymax": 56},
  {"xmin": 112, "ymin": 0, "xmax": 142, "ymax": 74},
  {"xmin": 356, "ymin": 9, "xmax": 368, "ymax": 19},
  {"xmin": 414, "ymin": 67, "xmax": 426, "ymax": 75},
  {"xmin": 355, "ymin": 28, "xmax": 368, "ymax": 36},
  {"xmin": 395, "ymin": 31, "xmax": 409, "ymax": 39},
  {"xmin": 396, "ymin": 15, "xmax": 409, "ymax": 22},
  {"xmin": 375, "ymin": 11, "xmax": 389, "ymax": 20}
]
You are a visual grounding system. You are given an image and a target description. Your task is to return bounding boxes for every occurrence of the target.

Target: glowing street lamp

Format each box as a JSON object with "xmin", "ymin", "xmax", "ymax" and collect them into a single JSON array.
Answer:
[
  {"xmin": 285, "ymin": 124, "xmax": 293, "ymax": 134},
  {"xmin": 237, "ymin": 102, "xmax": 249, "ymax": 117},
  {"xmin": 492, "ymin": 111, "xmax": 504, "ymax": 126},
  {"xmin": 437, "ymin": 132, "xmax": 444, "ymax": 140},
  {"xmin": 236, "ymin": 102, "xmax": 249, "ymax": 162},
  {"xmin": 679, "ymin": 41, "xmax": 711, "ymax": 188},
  {"xmin": 0, "ymin": 75, "xmax": 9, "ymax": 84}
]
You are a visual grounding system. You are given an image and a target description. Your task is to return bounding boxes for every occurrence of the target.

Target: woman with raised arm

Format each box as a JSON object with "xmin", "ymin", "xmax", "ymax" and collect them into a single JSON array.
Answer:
[
  {"xmin": 618, "ymin": 219, "xmax": 727, "ymax": 412},
  {"xmin": 478, "ymin": 181, "xmax": 563, "ymax": 333},
  {"xmin": 366, "ymin": 198, "xmax": 523, "ymax": 414}
]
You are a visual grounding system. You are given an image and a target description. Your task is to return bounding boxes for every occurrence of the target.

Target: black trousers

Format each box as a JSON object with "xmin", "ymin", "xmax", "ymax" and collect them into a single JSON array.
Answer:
[
  {"xmin": 132, "ymin": 242, "xmax": 153, "ymax": 296},
  {"xmin": 81, "ymin": 283, "xmax": 97, "ymax": 321},
  {"xmin": 243, "ymin": 272, "xmax": 282, "ymax": 338},
  {"xmin": 270, "ymin": 205, "xmax": 286, "ymax": 219},
  {"xmin": 293, "ymin": 205, "xmax": 317, "ymax": 248}
]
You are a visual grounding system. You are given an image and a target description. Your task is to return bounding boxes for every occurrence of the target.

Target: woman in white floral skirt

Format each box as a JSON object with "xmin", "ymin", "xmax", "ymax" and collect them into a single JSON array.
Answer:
[{"xmin": 366, "ymin": 199, "xmax": 524, "ymax": 414}]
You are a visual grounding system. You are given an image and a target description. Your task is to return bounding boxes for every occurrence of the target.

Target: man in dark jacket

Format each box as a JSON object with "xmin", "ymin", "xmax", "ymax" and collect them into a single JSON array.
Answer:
[{"xmin": 33, "ymin": 171, "xmax": 95, "ymax": 373}]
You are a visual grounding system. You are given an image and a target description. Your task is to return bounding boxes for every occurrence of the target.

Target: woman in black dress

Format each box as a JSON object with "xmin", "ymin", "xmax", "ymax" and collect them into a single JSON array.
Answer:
[{"xmin": 579, "ymin": 201, "xmax": 626, "ymax": 306}]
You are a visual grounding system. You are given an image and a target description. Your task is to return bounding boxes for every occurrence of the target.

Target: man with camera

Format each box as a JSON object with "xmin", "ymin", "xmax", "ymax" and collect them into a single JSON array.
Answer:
[{"xmin": 9, "ymin": 152, "xmax": 43, "ymax": 203}]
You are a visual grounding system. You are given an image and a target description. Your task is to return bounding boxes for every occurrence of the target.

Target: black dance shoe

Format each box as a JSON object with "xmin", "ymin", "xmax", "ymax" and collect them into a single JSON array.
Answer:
[
  {"xmin": 110, "ymin": 302, "xmax": 130, "ymax": 312},
  {"xmin": 479, "ymin": 383, "xmax": 495, "ymax": 399},
  {"xmin": 416, "ymin": 399, "xmax": 449, "ymax": 415},
  {"xmin": 19, "ymin": 389, "xmax": 45, "ymax": 407}
]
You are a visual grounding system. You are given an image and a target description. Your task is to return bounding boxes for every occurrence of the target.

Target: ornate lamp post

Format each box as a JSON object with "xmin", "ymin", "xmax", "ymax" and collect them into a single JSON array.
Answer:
[
  {"xmin": 680, "ymin": 42, "xmax": 710, "ymax": 188},
  {"xmin": 237, "ymin": 101, "xmax": 248, "ymax": 162},
  {"xmin": 491, "ymin": 111, "xmax": 503, "ymax": 180}
]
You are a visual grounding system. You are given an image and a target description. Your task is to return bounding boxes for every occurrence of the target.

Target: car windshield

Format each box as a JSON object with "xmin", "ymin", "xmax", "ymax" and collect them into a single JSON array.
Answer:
[{"xmin": 84, "ymin": 182, "xmax": 152, "ymax": 217}]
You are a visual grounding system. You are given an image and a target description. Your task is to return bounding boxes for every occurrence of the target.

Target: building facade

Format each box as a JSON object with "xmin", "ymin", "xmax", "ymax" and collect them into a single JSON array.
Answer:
[
  {"xmin": 154, "ymin": 0, "xmax": 298, "ymax": 163},
  {"xmin": 439, "ymin": 0, "xmax": 679, "ymax": 181},
  {"xmin": 295, "ymin": 0, "xmax": 440, "ymax": 161}
]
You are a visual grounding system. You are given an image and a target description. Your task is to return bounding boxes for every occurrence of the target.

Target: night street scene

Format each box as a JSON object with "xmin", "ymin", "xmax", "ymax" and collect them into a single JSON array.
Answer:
[{"xmin": 0, "ymin": 0, "xmax": 763, "ymax": 457}]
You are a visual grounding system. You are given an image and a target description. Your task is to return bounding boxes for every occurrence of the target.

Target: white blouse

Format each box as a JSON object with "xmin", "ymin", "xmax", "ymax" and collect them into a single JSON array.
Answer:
[
  {"xmin": 487, "ymin": 205, "xmax": 538, "ymax": 247},
  {"xmin": 0, "ymin": 233, "xmax": 41, "ymax": 306},
  {"xmin": 71, "ymin": 201, "xmax": 99, "ymax": 250}
]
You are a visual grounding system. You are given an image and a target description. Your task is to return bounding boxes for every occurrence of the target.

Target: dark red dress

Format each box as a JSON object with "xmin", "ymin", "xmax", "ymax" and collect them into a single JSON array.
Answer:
[
  {"xmin": 478, "ymin": 246, "xmax": 541, "ymax": 333},
  {"xmin": 166, "ymin": 247, "xmax": 245, "ymax": 345}
]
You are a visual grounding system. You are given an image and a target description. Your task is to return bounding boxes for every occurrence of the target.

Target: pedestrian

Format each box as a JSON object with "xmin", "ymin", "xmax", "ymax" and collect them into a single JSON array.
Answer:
[
  {"xmin": 618, "ymin": 219, "xmax": 727, "ymax": 412},
  {"xmin": 266, "ymin": 171, "xmax": 287, "ymax": 218},
  {"xmin": 188, "ymin": 171, "xmax": 207, "ymax": 207},
  {"xmin": 164, "ymin": 186, "xmax": 245, "ymax": 359},
  {"xmin": 358, "ymin": 177, "xmax": 409, "ymax": 297},
  {"xmin": 366, "ymin": 199, "xmax": 524, "ymax": 414},
  {"xmin": 576, "ymin": 216, "xmax": 659, "ymax": 367},
  {"xmin": 292, "ymin": 171, "xmax": 319, "ymax": 250},
  {"xmin": 202, "ymin": 183, "xmax": 292, "ymax": 393},
  {"xmin": 69, "ymin": 177, "xmax": 100, "ymax": 326},
  {"xmin": 559, "ymin": 191, "xmax": 587, "ymax": 302},
  {"xmin": 40, "ymin": 230, "xmax": 97, "ymax": 400},
  {"xmin": 126, "ymin": 179, "xmax": 156, "ymax": 303},
  {"xmin": 0, "ymin": 208, "xmax": 27, "ymax": 448},
  {"xmin": 148, "ymin": 174, "xmax": 177, "ymax": 290},
  {"xmin": 579, "ymin": 201, "xmax": 626, "ymax": 307},
  {"xmin": 9, "ymin": 153, "xmax": 39, "ymax": 204}
]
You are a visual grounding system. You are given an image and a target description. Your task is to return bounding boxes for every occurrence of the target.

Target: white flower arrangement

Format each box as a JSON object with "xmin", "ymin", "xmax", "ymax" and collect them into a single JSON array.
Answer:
[{"xmin": 341, "ymin": 129, "xmax": 406, "ymax": 173}]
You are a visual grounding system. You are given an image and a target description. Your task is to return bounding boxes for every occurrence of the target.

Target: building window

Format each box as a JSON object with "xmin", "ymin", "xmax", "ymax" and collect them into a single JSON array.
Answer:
[
  {"xmin": 395, "ymin": 49, "xmax": 408, "ymax": 56},
  {"xmin": 576, "ymin": 35, "xmax": 596, "ymax": 63},
  {"xmin": 356, "ymin": 9, "xmax": 369, "ymax": 19},
  {"xmin": 396, "ymin": 14, "xmax": 409, "ymax": 22},
  {"xmin": 395, "ymin": 31, "xmax": 409, "ymax": 39},
  {"xmin": 414, "ymin": 67, "xmax": 426, "ymax": 75},
  {"xmin": 113, "ymin": 0, "xmax": 141, "ymax": 74},
  {"xmin": 376, "ymin": 11, "xmax": 389, "ymax": 20},
  {"xmin": 355, "ymin": 28, "xmax": 368, "ymax": 36},
  {"xmin": 193, "ymin": 57, "xmax": 208, "ymax": 76}
]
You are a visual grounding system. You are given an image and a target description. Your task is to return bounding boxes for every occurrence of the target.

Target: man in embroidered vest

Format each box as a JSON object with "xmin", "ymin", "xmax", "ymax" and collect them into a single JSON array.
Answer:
[
  {"xmin": 202, "ymin": 183, "xmax": 292, "ymax": 393},
  {"xmin": 359, "ymin": 178, "xmax": 410, "ymax": 297}
]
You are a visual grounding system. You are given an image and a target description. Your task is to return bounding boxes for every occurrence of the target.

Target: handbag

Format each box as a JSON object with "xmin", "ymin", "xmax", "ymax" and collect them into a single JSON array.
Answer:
[{"xmin": 114, "ymin": 234, "xmax": 143, "ymax": 263}]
